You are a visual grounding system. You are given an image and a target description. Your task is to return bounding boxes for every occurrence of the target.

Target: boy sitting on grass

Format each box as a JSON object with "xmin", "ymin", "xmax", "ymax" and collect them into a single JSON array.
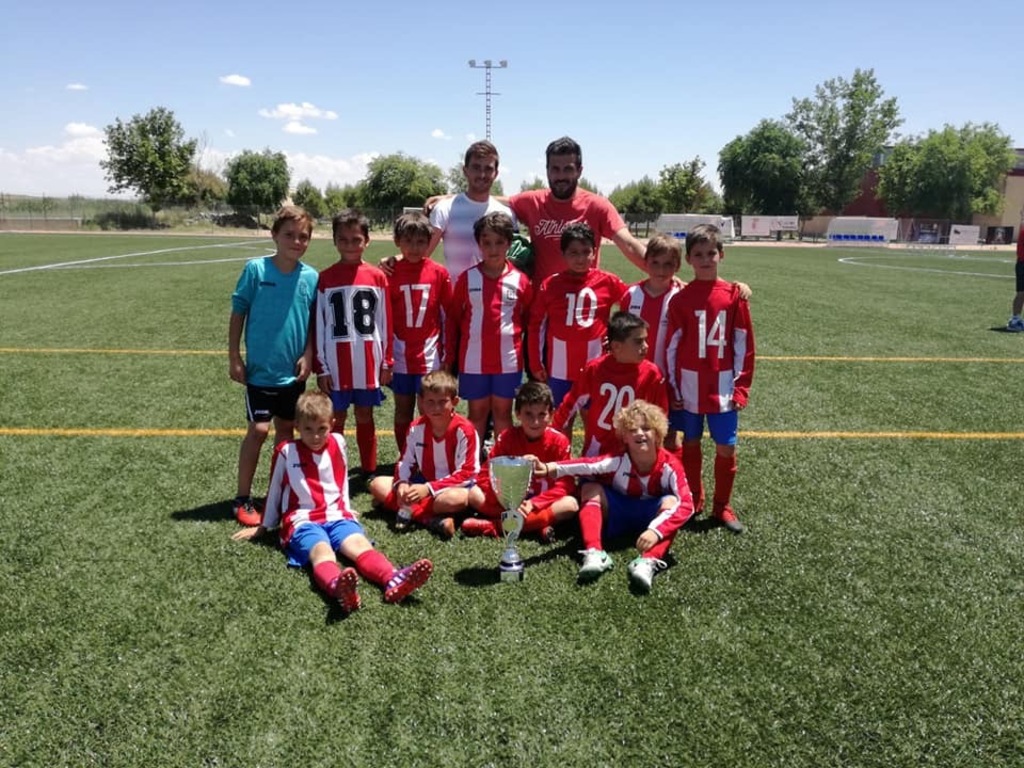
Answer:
[
  {"xmin": 232, "ymin": 391, "xmax": 432, "ymax": 614},
  {"xmin": 532, "ymin": 399, "xmax": 694, "ymax": 593},
  {"xmin": 368, "ymin": 370, "xmax": 477, "ymax": 539},
  {"xmin": 463, "ymin": 381, "xmax": 579, "ymax": 543}
]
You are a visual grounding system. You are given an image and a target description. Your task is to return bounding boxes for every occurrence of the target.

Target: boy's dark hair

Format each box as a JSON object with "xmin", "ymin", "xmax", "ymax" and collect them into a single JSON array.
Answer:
[
  {"xmin": 607, "ymin": 310, "xmax": 648, "ymax": 343},
  {"xmin": 393, "ymin": 211, "xmax": 432, "ymax": 241},
  {"xmin": 464, "ymin": 140, "xmax": 499, "ymax": 168},
  {"xmin": 332, "ymin": 208, "xmax": 370, "ymax": 240},
  {"xmin": 644, "ymin": 233, "xmax": 683, "ymax": 267},
  {"xmin": 560, "ymin": 221, "xmax": 595, "ymax": 252},
  {"xmin": 514, "ymin": 380, "xmax": 554, "ymax": 413},
  {"xmin": 545, "ymin": 136, "xmax": 582, "ymax": 166},
  {"xmin": 473, "ymin": 211, "xmax": 515, "ymax": 244},
  {"xmin": 420, "ymin": 370, "xmax": 458, "ymax": 398},
  {"xmin": 685, "ymin": 223, "xmax": 724, "ymax": 256},
  {"xmin": 271, "ymin": 205, "xmax": 314, "ymax": 236}
]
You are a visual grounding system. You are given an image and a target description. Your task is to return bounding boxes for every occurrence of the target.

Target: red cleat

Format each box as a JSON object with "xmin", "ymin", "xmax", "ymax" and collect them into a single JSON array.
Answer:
[
  {"xmin": 333, "ymin": 567, "xmax": 361, "ymax": 614},
  {"xmin": 233, "ymin": 496, "xmax": 262, "ymax": 527},
  {"xmin": 460, "ymin": 518, "xmax": 500, "ymax": 539}
]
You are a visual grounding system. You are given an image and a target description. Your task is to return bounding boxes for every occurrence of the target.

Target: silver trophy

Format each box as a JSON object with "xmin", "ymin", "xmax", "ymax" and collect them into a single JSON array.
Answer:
[{"xmin": 488, "ymin": 456, "xmax": 534, "ymax": 582}]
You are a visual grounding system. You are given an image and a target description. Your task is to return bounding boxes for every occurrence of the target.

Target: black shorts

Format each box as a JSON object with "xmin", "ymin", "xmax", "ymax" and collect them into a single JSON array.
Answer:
[
  {"xmin": 244, "ymin": 381, "xmax": 306, "ymax": 423},
  {"xmin": 1016, "ymin": 260, "xmax": 1024, "ymax": 292}
]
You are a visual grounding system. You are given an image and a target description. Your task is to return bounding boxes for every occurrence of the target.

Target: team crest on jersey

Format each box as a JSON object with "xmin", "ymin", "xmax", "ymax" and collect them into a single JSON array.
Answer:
[{"xmin": 504, "ymin": 288, "xmax": 518, "ymax": 301}]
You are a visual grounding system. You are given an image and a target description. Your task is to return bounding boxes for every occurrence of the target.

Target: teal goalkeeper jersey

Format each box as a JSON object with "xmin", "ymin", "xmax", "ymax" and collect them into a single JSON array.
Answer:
[{"xmin": 231, "ymin": 257, "xmax": 318, "ymax": 387}]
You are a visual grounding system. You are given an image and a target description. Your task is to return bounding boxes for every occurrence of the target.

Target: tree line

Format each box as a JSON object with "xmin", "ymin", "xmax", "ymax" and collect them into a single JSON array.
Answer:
[{"xmin": 100, "ymin": 69, "xmax": 1016, "ymax": 226}]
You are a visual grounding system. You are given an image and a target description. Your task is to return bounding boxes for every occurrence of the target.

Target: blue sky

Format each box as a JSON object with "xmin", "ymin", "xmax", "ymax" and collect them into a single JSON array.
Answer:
[{"xmin": 2, "ymin": 0, "xmax": 1021, "ymax": 199}]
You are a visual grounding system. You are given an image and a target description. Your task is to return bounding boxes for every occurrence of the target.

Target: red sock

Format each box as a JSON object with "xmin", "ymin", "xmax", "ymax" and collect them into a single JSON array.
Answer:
[
  {"xmin": 682, "ymin": 443, "xmax": 704, "ymax": 510},
  {"xmin": 355, "ymin": 549, "xmax": 394, "ymax": 588},
  {"xmin": 645, "ymin": 536, "xmax": 673, "ymax": 560},
  {"xmin": 578, "ymin": 498, "xmax": 604, "ymax": 551},
  {"xmin": 394, "ymin": 420, "xmax": 412, "ymax": 457},
  {"xmin": 356, "ymin": 421, "xmax": 377, "ymax": 473},
  {"xmin": 311, "ymin": 560, "xmax": 342, "ymax": 595},
  {"xmin": 713, "ymin": 453, "xmax": 738, "ymax": 507},
  {"xmin": 522, "ymin": 507, "xmax": 555, "ymax": 535}
]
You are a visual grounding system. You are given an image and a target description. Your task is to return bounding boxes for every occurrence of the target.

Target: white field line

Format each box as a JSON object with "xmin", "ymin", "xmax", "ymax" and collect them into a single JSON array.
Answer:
[
  {"xmin": 0, "ymin": 241, "xmax": 271, "ymax": 276},
  {"xmin": 837, "ymin": 251, "xmax": 1013, "ymax": 279}
]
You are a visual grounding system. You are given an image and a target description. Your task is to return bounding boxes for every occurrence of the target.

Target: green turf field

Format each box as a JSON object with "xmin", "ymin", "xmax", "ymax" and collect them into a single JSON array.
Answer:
[{"xmin": 1, "ymin": 232, "xmax": 1021, "ymax": 767}]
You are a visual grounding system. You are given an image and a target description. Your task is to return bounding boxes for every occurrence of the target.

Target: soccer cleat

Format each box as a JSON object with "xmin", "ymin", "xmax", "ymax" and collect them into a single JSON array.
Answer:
[
  {"xmin": 333, "ymin": 567, "xmax": 361, "ymax": 614},
  {"xmin": 233, "ymin": 496, "xmax": 261, "ymax": 527},
  {"xmin": 1007, "ymin": 317, "xmax": 1024, "ymax": 332},
  {"xmin": 627, "ymin": 556, "xmax": 666, "ymax": 593},
  {"xmin": 578, "ymin": 549, "xmax": 614, "ymax": 581},
  {"xmin": 539, "ymin": 525, "xmax": 557, "ymax": 545},
  {"xmin": 460, "ymin": 518, "xmax": 500, "ymax": 538},
  {"xmin": 429, "ymin": 517, "xmax": 456, "ymax": 540},
  {"xmin": 714, "ymin": 503, "xmax": 744, "ymax": 534},
  {"xmin": 384, "ymin": 559, "xmax": 433, "ymax": 603}
]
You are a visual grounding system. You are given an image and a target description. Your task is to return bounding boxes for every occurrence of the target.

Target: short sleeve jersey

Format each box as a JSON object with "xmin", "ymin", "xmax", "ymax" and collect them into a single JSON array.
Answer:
[
  {"xmin": 665, "ymin": 278, "xmax": 755, "ymax": 413},
  {"xmin": 552, "ymin": 354, "xmax": 669, "ymax": 457},
  {"xmin": 508, "ymin": 189, "xmax": 627, "ymax": 282},
  {"xmin": 447, "ymin": 262, "xmax": 533, "ymax": 375},
  {"xmin": 429, "ymin": 194, "xmax": 518, "ymax": 281},
  {"xmin": 315, "ymin": 261, "xmax": 393, "ymax": 390},
  {"xmin": 528, "ymin": 268, "xmax": 629, "ymax": 381},
  {"xmin": 388, "ymin": 258, "xmax": 453, "ymax": 375},
  {"xmin": 397, "ymin": 413, "xmax": 480, "ymax": 494},
  {"xmin": 622, "ymin": 281, "xmax": 681, "ymax": 375},
  {"xmin": 231, "ymin": 257, "xmax": 318, "ymax": 387}
]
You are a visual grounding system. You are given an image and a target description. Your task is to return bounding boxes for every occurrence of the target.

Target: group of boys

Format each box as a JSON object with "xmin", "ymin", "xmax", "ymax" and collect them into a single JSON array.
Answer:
[{"xmin": 228, "ymin": 183, "xmax": 755, "ymax": 613}]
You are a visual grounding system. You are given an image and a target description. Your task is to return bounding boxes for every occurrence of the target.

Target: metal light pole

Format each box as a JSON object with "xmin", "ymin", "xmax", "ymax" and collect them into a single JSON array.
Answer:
[{"xmin": 468, "ymin": 59, "xmax": 507, "ymax": 141}]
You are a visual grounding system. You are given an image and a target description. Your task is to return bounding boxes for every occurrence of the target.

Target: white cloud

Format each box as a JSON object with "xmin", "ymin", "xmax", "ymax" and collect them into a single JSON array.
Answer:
[
  {"xmin": 466, "ymin": 133, "xmax": 477, "ymax": 141},
  {"xmin": 64, "ymin": 122, "xmax": 100, "ymax": 137},
  {"xmin": 219, "ymin": 74, "xmax": 251, "ymax": 87},
  {"xmin": 284, "ymin": 151, "xmax": 377, "ymax": 191},
  {"xmin": 283, "ymin": 121, "xmax": 316, "ymax": 135},
  {"xmin": 66, "ymin": 83, "xmax": 88, "ymax": 91},
  {"xmin": 224, "ymin": 128, "xmax": 235, "ymax": 138},
  {"xmin": 259, "ymin": 101, "xmax": 338, "ymax": 121},
  {"xmin": 431, "ymin": 128, "xmax": 452, "ymax": 140}
]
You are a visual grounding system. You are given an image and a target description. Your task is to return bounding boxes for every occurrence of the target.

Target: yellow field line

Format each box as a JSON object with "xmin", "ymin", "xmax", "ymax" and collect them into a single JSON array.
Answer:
[
  {"xmin": 2, "ymin": 427, "xmax": 1022, "ymax": 440},
  {"xmin": 0, "ymin": 347, "xmax": 1022, "ymax": 364}
]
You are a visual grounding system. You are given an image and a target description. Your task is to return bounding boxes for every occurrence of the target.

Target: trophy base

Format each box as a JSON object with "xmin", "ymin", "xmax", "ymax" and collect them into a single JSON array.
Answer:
[{"xmin": 499, "ymin": 560, "xmax": 525, "ymax": 582}]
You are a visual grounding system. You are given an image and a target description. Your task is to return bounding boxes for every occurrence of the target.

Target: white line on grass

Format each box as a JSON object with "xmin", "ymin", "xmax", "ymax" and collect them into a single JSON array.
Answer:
[
  {"xmin": 0, "ymin": 241, "xmax": 271, "ymax": 276},
  {"xmin": 837, "ymin": 252, "xmax": 1012, "ymax": 279}
]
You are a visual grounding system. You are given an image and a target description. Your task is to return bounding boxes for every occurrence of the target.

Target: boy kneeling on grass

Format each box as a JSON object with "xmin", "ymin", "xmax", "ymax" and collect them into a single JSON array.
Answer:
[
  {"xmin": 531, "ymin": 400, "xmax": 694, "ymax": 593},
  {"xmin": 232, "ymin": 391, "xmax": 432, "ymax": 614}
]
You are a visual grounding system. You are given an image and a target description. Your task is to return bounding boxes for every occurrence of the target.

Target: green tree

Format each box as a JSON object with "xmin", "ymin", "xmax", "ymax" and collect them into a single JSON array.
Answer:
[
  {"xmin": 658, "ymin": 158, "xmax": 717, "ymax": 212},
  {"xmin": 184, "ymin": 167, "xmax": 227, "ymax": 208},
  {"xmin": 225, "ymin": 149, "xmax": 290, "ymax": 223},
  {"xmin": 323, "ymin": 182, "xmax": 365, "ymax": 213},
  {"xmin": 362, "ymin": 153, "xmax": 446, "ymax": 215},
  {"xmin": 877, "ymin": 123, "xmax": 1015, "ymax": 221},
  {"xmin": 578, "ymin": 177, "xmax": 600, "ymax": 195},
  {"xmin": 786, "ymin": 68, "xmax": 902, "ymax": 214},
  {"xmin": 718, "ymin": 119, "xmax": 809, "ymax": 216},
  {"xmin": 608, "ymin": 176, "xmax": 664, "ymax": 221},
  {"xmin": 101, "ymin": 107, "xmax": 197, "ymax": 211},
  {"xmin": 292, "ymin": 179, "xmax": 326, "ymax": 219},
  {"xmin": 520, "ymin": 176, "xmax": 546, "ymax": 192}
]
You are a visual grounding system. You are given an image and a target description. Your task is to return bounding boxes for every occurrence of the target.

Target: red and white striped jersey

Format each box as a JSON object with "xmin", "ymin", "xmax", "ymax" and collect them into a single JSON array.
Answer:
[
  {"xmin": 552, "ymin": 354, "xmax": 669, "ymax": 456},
  {"xmin": 476, "ymin": 425, "xmax": 576, "ymax": 508},
  {"xmin": 665, "ymin": 278, "xmax": 755, "ymax": 413},
  {"xmin": 315, "ymin": 261, "xmax": 393, "ymax": 390},
  {"xmin": 397, "ymin": 413, "xmax": 480, "ymax": 494},
  {"xmin": 446, "ymin": 262, "xmax": 532, "ymax": 375},
  {"xmin": 388, "ymin": 258, "xmax": 452, "ymax": 375},
  {"xmin": 622, "ymin": 281, "xmax": 680, "ymax": 376},
  {"xmin": 551, "ymin": 447, "xmax": 694, "ymax": 538},
  {"xmin": 262, "ymin": 433, "xmax": 356, "ymax": 546},
  {"xmin": 528, "ymin": 268, "xmax": 628, "ymax": 381}
]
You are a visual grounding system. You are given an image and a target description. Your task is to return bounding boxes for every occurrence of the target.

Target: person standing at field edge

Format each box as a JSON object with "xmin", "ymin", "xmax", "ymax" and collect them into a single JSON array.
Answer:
[
  {"xmin": 228, "ymin": 205, "xmax": 319, "ymax": 526},
  {"xmin": 1007, "ymin": 216, "xmax": 1024, "ymax": 332}
]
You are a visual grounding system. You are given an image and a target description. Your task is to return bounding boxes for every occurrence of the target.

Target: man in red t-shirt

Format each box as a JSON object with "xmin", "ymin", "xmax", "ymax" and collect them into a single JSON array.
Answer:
[{"xmin": 506, "ymin": 136, "xmax": 649, "ymax": 283}]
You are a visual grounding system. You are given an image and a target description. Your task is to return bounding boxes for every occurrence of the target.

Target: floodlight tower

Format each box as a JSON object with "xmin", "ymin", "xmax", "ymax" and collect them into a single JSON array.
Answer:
[{"xmin": 468, "ymin": 59, "xmax": 507, "ymax": 141}]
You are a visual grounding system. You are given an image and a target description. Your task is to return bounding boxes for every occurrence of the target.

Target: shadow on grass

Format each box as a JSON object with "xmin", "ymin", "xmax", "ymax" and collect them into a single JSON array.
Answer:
[
  {"xmin": 171, "ymin": 498, "xmax": 236, "ymax": 523},
  {"xmin": 453, "ymin": 540, "xmax": 576, "ymax": 588},
  {"xmin": 989, "ymin": 326, "xmax": 1023, "ymax": 333}
]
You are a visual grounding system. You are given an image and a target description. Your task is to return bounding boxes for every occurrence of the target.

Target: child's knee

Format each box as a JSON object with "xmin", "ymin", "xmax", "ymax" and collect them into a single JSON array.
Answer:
[{"xmin": 715, "ymin": 443, "xmax": 736, "ymax": 458}]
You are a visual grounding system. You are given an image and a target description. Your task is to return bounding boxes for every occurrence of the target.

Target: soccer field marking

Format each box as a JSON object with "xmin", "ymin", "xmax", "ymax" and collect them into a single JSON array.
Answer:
[
  {"xmin": 3, "ymin": 426, "xmax": 1024, "ymax": 441},
  {"xmin": 837, "ymin": 252, "xmax": 1012, "ymax": 279},
  {"xmin": 2, "ymin": 347, "xmax": 1022, "ymax": 364},
  {"xmin": 0, "ymin": 240, "xmax": 270, "ymax": 276}
]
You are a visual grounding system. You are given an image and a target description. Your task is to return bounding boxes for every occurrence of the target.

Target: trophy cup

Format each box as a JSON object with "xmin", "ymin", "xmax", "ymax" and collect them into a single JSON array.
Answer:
[{"xmin": 488, "ymin": 456, "xmax": 534, "ymax": 582}]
